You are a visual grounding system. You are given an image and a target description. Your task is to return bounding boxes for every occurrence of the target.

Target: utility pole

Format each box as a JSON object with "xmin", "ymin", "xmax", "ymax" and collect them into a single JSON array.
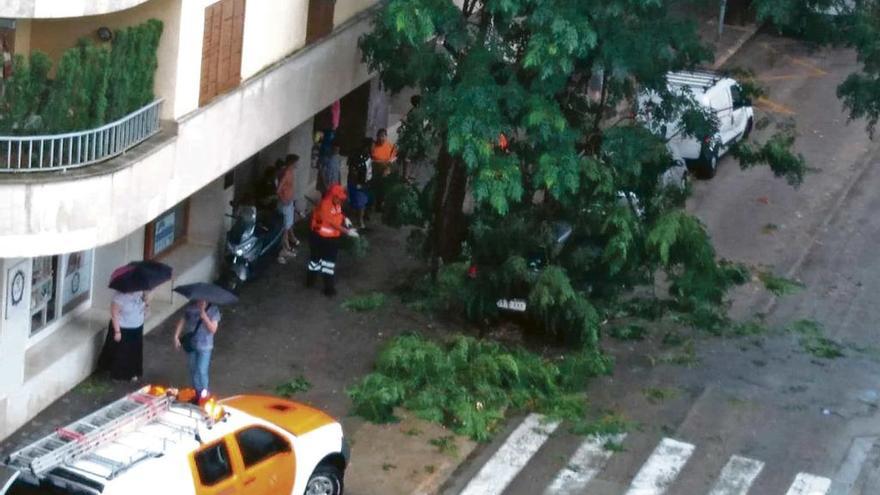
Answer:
[{"xmin": 718, "ymin": 0, "xmax": 728, "ymax": 39}]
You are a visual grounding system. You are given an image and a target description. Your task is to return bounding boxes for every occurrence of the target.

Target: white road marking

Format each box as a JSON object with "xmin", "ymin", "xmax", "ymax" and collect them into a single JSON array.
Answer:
[
  {"xmin": 785, "ymin": 473, "xmax": 832, "ymax": 495},
  {"xmin": 459, "ymin": 413, "xmax": 560, "ymax": 495},
  {"xmin": 543, "ymin": 433, "xmax": 627, "ymax": 495},
  {"xmin": 624, "ymin": 437, "xmax": 695, "ymax": 495},
  {"xmin": 707, "ymin": 455, "xmax": 765, "ymax": 495}
]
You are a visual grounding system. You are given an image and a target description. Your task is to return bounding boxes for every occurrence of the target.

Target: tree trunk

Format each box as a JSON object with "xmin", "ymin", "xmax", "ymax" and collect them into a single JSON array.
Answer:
[{"xmin": 430, "ymin": 141, "xmax": 468, "ymax": 277}]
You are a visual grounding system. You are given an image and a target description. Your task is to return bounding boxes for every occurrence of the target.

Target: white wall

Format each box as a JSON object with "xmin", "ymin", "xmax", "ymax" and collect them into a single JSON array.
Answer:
[
  {"xmin": 0, "ymin": 11, "xmax": 374, "ymax": 258},
  {"xmin": 333, "ymin": 0, "xmax": 378, "ymax": 27},
  {"xmin": 0, "ymin": 0, "xmax": 151, "ymax": 18},
  {"xmin": 240, "ymin": 0, "xmax": 308, "ymax": 80}
]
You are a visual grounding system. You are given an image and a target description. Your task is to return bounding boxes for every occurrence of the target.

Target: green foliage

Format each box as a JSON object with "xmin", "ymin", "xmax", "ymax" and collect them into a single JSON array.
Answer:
[
  {"xmin": 758, "ymin": 272, "xmax": 805, "ymax": 296},
  {"xmin": 0, "ymin": 52, "xmax": 52, "ymax": 134},
  {"xmin": 340, "ymin": 234, "xmax": 370, "ymax": 258},
  {"xmin": 428, "ymin": 435, "xmax": 459, "ymax": 457},
  {"xmin": 609, "ymin": 323, "xmax": 647, "ymax": 341},
  {"xmin": 342, "ymin": 292, "xmax": 387, "ymax": 312},
  {"xmin": 44, "ymin": 39, "xmax": 111, "ymax": 133},
  {"xmin": 106, "ymin": 19, "xmax": 164, "ymax": 121},
  {"xmin": 381, "ymin": 176, "xmax": 425, "ymax": 227},
  {"xmin": 347, "ymin": 334, "xmax": 610, "ymax": 441},
  {"xmin": 786, "ymin": 319, "xmax": 845, "ymax": 359},
  {"xmin": 0, "ymin": 19, "xmax": 162, "ymax": 135},
  {"xmin": 275, "ymin": 376, "xmax": 313, "ymax": 397},
  {"xmin": 361, "ymin": 0, "xmax": 807, "ymax": 352}
]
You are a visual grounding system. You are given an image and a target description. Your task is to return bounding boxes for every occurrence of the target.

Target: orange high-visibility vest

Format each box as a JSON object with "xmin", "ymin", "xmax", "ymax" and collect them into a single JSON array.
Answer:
[{"xmin": 311, "ymin": 196, "xmax": 344, "ymax": 238}]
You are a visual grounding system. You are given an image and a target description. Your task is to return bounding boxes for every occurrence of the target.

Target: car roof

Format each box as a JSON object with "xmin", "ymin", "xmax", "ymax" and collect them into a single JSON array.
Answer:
[{"xmin": 220, "ymin": 395, "xmax": 337, "ymax": 437}]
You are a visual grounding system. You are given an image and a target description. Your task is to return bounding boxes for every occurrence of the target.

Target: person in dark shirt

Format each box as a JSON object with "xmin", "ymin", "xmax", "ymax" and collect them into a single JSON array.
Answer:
[{"xmin": 348, "ymin": 138, "xmax": 373, "ymax": 229}]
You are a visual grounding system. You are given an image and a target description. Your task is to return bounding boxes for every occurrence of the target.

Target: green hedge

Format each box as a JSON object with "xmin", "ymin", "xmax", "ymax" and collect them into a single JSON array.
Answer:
[{"xmin": 0, "ymin": 19, "xmax": 163, "ymax": 135}]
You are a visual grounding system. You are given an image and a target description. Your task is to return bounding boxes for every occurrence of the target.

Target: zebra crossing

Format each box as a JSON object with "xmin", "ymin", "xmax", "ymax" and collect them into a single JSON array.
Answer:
[{"xmin": 452, "ymin": 413, "xmax": 835, "ymax": 495}]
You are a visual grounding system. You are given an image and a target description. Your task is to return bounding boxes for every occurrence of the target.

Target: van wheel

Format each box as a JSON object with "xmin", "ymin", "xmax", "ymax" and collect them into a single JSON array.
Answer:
[
  {"xmin": 305, "ymin": 465, "xmax": 344, "ymax": 495},
  {"xmin": 742, "ymin": 118, "xmax": 753, "ymax": 140},
  {"xmin": 702, "ymin": 149, "xmax": 718, "ymax": 179}
]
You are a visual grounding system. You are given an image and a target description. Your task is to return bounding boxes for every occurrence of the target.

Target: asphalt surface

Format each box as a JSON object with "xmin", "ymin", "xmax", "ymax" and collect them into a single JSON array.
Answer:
[{"xmin": 442, "ymin": 32, "xmax": 880, "ymax": 495}]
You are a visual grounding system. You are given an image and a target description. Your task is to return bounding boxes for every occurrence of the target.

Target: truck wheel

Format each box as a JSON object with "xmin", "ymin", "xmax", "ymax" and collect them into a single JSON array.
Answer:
[{"xmin": 305, "ymin": 465, "xmax": 344, "ymax": 495}]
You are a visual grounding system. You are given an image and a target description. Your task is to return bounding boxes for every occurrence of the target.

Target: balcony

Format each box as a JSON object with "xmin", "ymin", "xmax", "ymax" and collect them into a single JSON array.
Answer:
[
  {"xmin": 0, "ymin": 100, "xmax": 162, "ymax": 173},
  {"xmin": 0, "ymin": 8, "xmax": 374, "ymax": 259}
]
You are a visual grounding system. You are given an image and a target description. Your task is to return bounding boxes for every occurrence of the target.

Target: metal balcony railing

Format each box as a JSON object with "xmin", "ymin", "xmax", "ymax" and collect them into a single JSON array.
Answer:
[{"xmin": 0, "ymin": 99, "xmax": 163, "ymax": 173}]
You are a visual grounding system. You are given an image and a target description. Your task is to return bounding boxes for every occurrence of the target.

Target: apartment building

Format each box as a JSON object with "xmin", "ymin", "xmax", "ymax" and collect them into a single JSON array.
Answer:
[{"xmin": 0, "ymin": 0, "xmax": 389, "ymax": 440}]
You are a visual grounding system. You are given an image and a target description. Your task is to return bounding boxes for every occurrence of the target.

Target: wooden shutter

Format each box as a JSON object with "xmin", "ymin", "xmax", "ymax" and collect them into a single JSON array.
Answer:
[
  {"xmin": 200, "ymin": 0, "xmax": 246, "ymax": 107},
  {"xmin": 306, "ymin": 0, "xmax": 336, "ymax": 44}
]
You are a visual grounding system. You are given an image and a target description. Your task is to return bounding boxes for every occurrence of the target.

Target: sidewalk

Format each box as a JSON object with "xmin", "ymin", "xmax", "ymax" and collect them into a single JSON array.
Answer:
[{"xmin": 0, "ymin": 14, "xmax": 761, "ymax": 495}]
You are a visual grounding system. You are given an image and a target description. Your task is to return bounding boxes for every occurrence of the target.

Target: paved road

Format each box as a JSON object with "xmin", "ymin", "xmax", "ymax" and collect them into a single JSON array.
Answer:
[{"xmin": 442, "ymin": 32, "xmax": 880, "ymax": 495}]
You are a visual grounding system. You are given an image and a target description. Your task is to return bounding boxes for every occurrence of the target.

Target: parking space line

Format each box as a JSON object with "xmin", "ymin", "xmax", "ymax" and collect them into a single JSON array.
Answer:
[
  {"xmin": 785, "ymin": 472, "xmax": 832, "ymax": 495},
  {"xmin": 707, "ymin": 455, "xmax": 765, "ymax": 495},
  {"xmin": 624, "ymin": 438, "xmax": 695, "ymax": 495},
  {"xmin": 543, "ymin": 433, "xmax": 627, "ymax": 495},
  {"xmin": 459, "ymin": 414, "xmax": 559, "ymax": 495}
]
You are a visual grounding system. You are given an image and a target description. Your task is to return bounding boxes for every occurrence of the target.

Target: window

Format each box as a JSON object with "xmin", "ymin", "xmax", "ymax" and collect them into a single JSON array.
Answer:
[
  {"xmin": 30, "ymin": 256, "xmax": 58, "ymax": 335},
  {"xmin": 194, "ymin": 440, "xmax": 233, "ymax": 486},
  {"xmin": 730, "ymin": 84, "xmax": 747, "ymax": 109},
  {"xmin": 199, "ymin": 0, "xmax": 246, "ymax": 107},
  {"xmin": 61, "ymin": 250, "xmax": 92, "ymax": 315},
  {"xmin": 144, "ymin": 200, "xmax": 189, "ymax": 259},
  {"xmin": 235, "ymin": 427, "xmax": 290, "ymax": 467}
]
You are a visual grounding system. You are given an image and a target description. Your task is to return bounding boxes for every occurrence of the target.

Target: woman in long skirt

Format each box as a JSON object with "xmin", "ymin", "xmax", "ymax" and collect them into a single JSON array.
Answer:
[{"xmin": 99, "ymin": 290, "xmax": 148, "ymax": 381}]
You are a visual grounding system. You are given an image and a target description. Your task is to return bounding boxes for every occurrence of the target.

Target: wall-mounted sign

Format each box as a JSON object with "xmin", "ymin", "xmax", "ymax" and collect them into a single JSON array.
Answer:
[{"xmin": 5, "ymin": 260, "xmax": 28, "ymax": 321}]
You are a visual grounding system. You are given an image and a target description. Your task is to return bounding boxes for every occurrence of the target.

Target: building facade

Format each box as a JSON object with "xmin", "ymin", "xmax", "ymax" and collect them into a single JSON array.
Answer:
[{"xmin": 0, "ymin": 0, "xmax": 389, "ymax": 440}]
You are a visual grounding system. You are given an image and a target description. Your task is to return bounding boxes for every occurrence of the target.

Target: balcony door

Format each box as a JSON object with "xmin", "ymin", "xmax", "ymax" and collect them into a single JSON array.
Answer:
[{"xmin": 199, "ymin": 0, "xmax": 246, "ymax": 107}]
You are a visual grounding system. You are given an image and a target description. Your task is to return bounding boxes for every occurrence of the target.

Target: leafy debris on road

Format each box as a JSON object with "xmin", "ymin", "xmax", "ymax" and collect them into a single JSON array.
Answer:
[
  {"xmin": 643, "ymin": 387, "xmax": 681, "ymax": 404},
  {"xmin": 347, "ymin": 334, "xmax": 611, "ymax": 442},
  {"xmin": 342, "ymin": 292, "xmax": 387, "ymax": 312},
  {"xmin": 275, "ymin": 375, "xmax": 312, "ymax": 397},
  {"xmin": 429, "ymin": 435, "xmax": 459, "ymax": 458},
  {"xmin": 786, "ymin": 319, "xmax": 845, "ymax": 359},
  {"xmin": 609, "ymin": 323, "xmax": 648, "ymax": 341},
  {"xmin": 759, "ymin": 272, "xmax": 805, "ymax": 296}
]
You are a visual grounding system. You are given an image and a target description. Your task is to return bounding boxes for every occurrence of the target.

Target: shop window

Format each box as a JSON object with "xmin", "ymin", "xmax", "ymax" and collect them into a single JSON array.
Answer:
[
  {"xmin": 30, "ymin": 256, "xmax": 58, "ymax": 335},
  {"xmin": 199, "ymin": 0, "xmax": 246, "ymax": 107},
  {"xmin": 144, "ymin": 200, "xmax": 190, "ymax": 260},
  {"xmin": 29, "ymin": 251, "xmax": 94, "ymax": 336},
  {"xmin": 306, "ymin": 0, "xmax": 336, "ymax": 44},
  {"xmin": 61, "ymin": 250, "xmax": 93, "ymax": 315}
]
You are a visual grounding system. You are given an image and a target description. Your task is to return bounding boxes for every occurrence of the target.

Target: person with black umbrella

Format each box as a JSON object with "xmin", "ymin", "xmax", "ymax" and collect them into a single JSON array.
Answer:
[
  {"xmin": 99, "ymin": 261, "xmax": 172, "ymax": 382},
  {"xmin": 172, "ymin": 283, "xmax": 237, "ymax": 397}
]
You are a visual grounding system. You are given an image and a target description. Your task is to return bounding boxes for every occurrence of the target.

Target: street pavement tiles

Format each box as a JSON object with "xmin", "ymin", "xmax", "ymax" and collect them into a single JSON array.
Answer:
[{"xmin": 454, "ymin": 414, "xmax": 833, "ymax": 495}]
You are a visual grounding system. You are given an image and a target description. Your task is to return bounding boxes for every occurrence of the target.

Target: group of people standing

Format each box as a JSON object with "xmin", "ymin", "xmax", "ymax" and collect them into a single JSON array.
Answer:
[{"xmin": 100, "ymin": 283, "xmax": 222, "ymax": 399}]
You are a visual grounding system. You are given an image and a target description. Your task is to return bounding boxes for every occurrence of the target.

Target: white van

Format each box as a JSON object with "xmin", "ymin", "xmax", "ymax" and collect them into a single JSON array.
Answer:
[{"xmin": 639, "ymin": 71, "xmax": 754, "ymax": 178}]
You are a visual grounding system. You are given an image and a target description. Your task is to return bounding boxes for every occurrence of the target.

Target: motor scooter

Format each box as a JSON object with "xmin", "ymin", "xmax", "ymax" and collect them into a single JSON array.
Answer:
[{"xmin": 219, "ymin": 202, "xmax": 285, "ymax": 291}]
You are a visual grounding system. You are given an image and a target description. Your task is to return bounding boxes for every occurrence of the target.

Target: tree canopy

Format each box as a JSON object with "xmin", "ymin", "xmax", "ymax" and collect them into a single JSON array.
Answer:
[{"xmin": 361, "ymin": 0, "xmax": 809, "ymax": 348}]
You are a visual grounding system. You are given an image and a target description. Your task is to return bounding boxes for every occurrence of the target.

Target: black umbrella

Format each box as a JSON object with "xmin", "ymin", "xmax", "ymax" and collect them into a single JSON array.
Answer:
[
  {"xmin": 173, "ymin": 283, "xmax": 239, "ymax": 305},
  {"xmin": 109, "ymin": 260, "xmax": 172, "ymax": 293}
]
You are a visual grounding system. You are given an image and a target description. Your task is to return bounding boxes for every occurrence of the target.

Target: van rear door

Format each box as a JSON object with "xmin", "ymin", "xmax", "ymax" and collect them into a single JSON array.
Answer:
[{"xmin": 0, "ymin": 466, "xmax": 20, "ymax": 495}]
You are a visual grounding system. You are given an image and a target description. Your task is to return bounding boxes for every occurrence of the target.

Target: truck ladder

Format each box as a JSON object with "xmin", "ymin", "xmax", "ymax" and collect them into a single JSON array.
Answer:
[{"xmin": 4, "ymin": 391, "xmax": 173, "ymax": 480}]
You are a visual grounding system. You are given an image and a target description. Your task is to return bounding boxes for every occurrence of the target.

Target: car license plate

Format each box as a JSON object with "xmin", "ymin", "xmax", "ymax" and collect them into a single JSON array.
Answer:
[{"xmin": 497, "ymin": 298, "xmax": 527, "ymax": 312}]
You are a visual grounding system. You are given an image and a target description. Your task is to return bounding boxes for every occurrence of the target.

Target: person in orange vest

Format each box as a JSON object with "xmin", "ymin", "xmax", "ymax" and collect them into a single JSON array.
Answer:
[{"xmin": 307, "ymin": 183, "xmax": 358, "ymax": 296}]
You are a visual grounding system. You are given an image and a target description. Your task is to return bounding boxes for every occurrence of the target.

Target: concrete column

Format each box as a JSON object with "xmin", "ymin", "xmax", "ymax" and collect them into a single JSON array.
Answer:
[{"xmin": 366, "ymin": 76, "xmax": 390, "ymax": 139}]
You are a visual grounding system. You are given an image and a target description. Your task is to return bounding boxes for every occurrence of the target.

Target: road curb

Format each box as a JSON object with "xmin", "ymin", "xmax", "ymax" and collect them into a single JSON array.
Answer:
[{"xmin": 712, "ymin": 24, "xmax": 762, "ymax": 70}]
